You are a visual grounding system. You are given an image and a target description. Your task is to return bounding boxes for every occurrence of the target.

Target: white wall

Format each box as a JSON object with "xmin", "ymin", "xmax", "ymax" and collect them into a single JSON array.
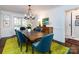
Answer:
[
  {"xmin": 0, "ymin": 11, "xmax": 37, "ymax": 38},
  {"xmin": 0, "ymin": 10, "xmax": 25, "ymax": 38},
  {"xmin": 48, "ymin": 5, "xmax": 79, "ymax": 43},
  {"xmin": 1, "ymin": 5, "xmax": 79, "ymax": 42}
]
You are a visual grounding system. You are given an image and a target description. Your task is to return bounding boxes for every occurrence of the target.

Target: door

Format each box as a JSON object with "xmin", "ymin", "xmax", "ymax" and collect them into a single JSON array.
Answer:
[
  {"xmin": 72, "ymin": 10, "xmax": 79, "ymax": 38},
  {"xmin": 65, "ymin": 11, "xmax": 72, "ymax": 38},
  {"xmin": 66, "ymin": 9, "xmax": 79, "ymax": 40}
]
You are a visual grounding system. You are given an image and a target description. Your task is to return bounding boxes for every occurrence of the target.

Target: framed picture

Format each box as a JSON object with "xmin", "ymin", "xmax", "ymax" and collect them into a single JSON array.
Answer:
[
  {"xmin": 3, "ymin": 15, "xmax": 10, "ymax": 27},
  {"xmin": 75, "ymin": 15, "xmax": 79, "ymax": 26},
  {"xmin": 42, "ymin": 17, "xmax": 49, "ymax": 25}
]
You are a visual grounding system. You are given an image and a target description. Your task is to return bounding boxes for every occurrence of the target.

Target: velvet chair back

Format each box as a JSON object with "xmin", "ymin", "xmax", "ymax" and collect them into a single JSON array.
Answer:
[
  {"xmin": 33, "ymin": 26, "xmax": 42, "ymax": 32},
  {"xmin": 36, "ymin": 33, "xmax": 53, "ymax": 52},
  {"xmin": 15, "ymin": 30, "xmax": 26, "ymax": 43}
]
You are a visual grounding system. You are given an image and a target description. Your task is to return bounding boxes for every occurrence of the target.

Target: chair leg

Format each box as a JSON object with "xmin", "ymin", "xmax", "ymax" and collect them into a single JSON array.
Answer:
[
  {"xmin": 20, "ymin": 44, "xmax": 22, "ymax": 52},
  {"xmin": 49, "ymin": 50, "xmax": 51, "ymax": 54},
  {"xmin": 26, "ymin": 43, "xmax": 28, "ymax": 52},
  {"xmin": 17, "ymin": 39, "xmax": 20, "ymax": 47},
  {"xmin": 32, "ymin": 46, "xmax": 34, "ymax": 54}
]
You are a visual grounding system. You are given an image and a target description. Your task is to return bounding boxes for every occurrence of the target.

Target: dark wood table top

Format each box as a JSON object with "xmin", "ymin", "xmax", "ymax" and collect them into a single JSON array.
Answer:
[{"xmin": 22, "ymin": 30, "xmax": 48, "ymax": 42}]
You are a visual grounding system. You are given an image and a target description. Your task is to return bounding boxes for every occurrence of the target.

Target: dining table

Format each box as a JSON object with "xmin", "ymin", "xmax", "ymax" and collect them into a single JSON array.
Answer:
[
  {"xmin": 21, "ymin": 29, "xmax": 52, "ymax": 52},
  {"xmin": 22, "ymin": 30, "xmax": 49, "ymax": 42}
]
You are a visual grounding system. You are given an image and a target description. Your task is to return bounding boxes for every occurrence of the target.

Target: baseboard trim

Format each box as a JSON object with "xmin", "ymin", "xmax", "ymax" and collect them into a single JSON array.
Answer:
[{"xmin": 0, "ymin": 35, "xmax": 16, "ymax": 39}]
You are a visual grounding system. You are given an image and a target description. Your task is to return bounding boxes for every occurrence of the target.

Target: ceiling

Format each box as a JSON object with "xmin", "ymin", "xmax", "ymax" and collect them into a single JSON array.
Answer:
[{"xmin": 0, "ymin": 5, "xmax": 61, "ymax": 14}]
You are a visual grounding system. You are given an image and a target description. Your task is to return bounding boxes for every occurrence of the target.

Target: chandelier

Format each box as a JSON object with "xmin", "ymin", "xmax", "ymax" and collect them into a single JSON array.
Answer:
[{"xmin": 24, "ymin": 5, "xmax": 36, "ymax": 20}]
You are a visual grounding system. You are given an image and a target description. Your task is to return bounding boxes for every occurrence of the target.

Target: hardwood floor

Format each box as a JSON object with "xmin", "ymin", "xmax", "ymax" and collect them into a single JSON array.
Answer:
[
  {"xmin": 65, "ymin": 38, "xmax": 79, "ymax": 54},
  {"xmin": 0, "ymin": 36, "xmax": 15, "ymax": 54},
  {"xmin": 0, "ymin": 38, "xmax": 6, "ymax": 54}
]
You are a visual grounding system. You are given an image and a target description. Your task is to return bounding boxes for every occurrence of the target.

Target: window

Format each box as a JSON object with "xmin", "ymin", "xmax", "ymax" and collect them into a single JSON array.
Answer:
[
  {"xmin": 13, "ymin": 17, "xmax": 27, "ymax": 30},
  {"xmin": 3, "ymin": 15, "xmax": 10, "ymax": 27},
  {"xmin": 14, "ymin": 17, "xmax": 21, "ymax": 27},
  {"xmin": 22, "ymin": 19, "xmax": 27, "ymax": 27}
]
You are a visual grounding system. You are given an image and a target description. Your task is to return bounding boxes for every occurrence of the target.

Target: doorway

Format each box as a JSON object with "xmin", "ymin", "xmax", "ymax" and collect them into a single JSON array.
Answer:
[{"xmin": 65, "ymin": 8, "xmax": 79, "ymax": 41}]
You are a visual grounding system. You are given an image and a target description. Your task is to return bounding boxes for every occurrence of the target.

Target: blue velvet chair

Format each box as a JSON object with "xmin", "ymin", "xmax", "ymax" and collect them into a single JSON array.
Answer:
[
  {"xmin": 33, "ymin": 26, "xmax": 42, "ymax": 32},
  {"xmin": 15, "ymin": 30, "xmax": 29, "ymax": 52},
  {"xmin": 20, "ymin": 27, "xmax": 26, "ymax": 31},
  {"xmin": 32, "ymin": 33, "xmax": 54, "ymax": 54},
  {"xmin": 15, "ymin": 30, "xmax": 20, "ymax": 47}
]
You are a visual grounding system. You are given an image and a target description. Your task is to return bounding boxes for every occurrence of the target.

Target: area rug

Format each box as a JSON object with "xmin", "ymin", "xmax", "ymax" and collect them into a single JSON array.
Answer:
[{"xmin": 2, "ymin": 37, "xmax": 70, "ymax": 54}]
